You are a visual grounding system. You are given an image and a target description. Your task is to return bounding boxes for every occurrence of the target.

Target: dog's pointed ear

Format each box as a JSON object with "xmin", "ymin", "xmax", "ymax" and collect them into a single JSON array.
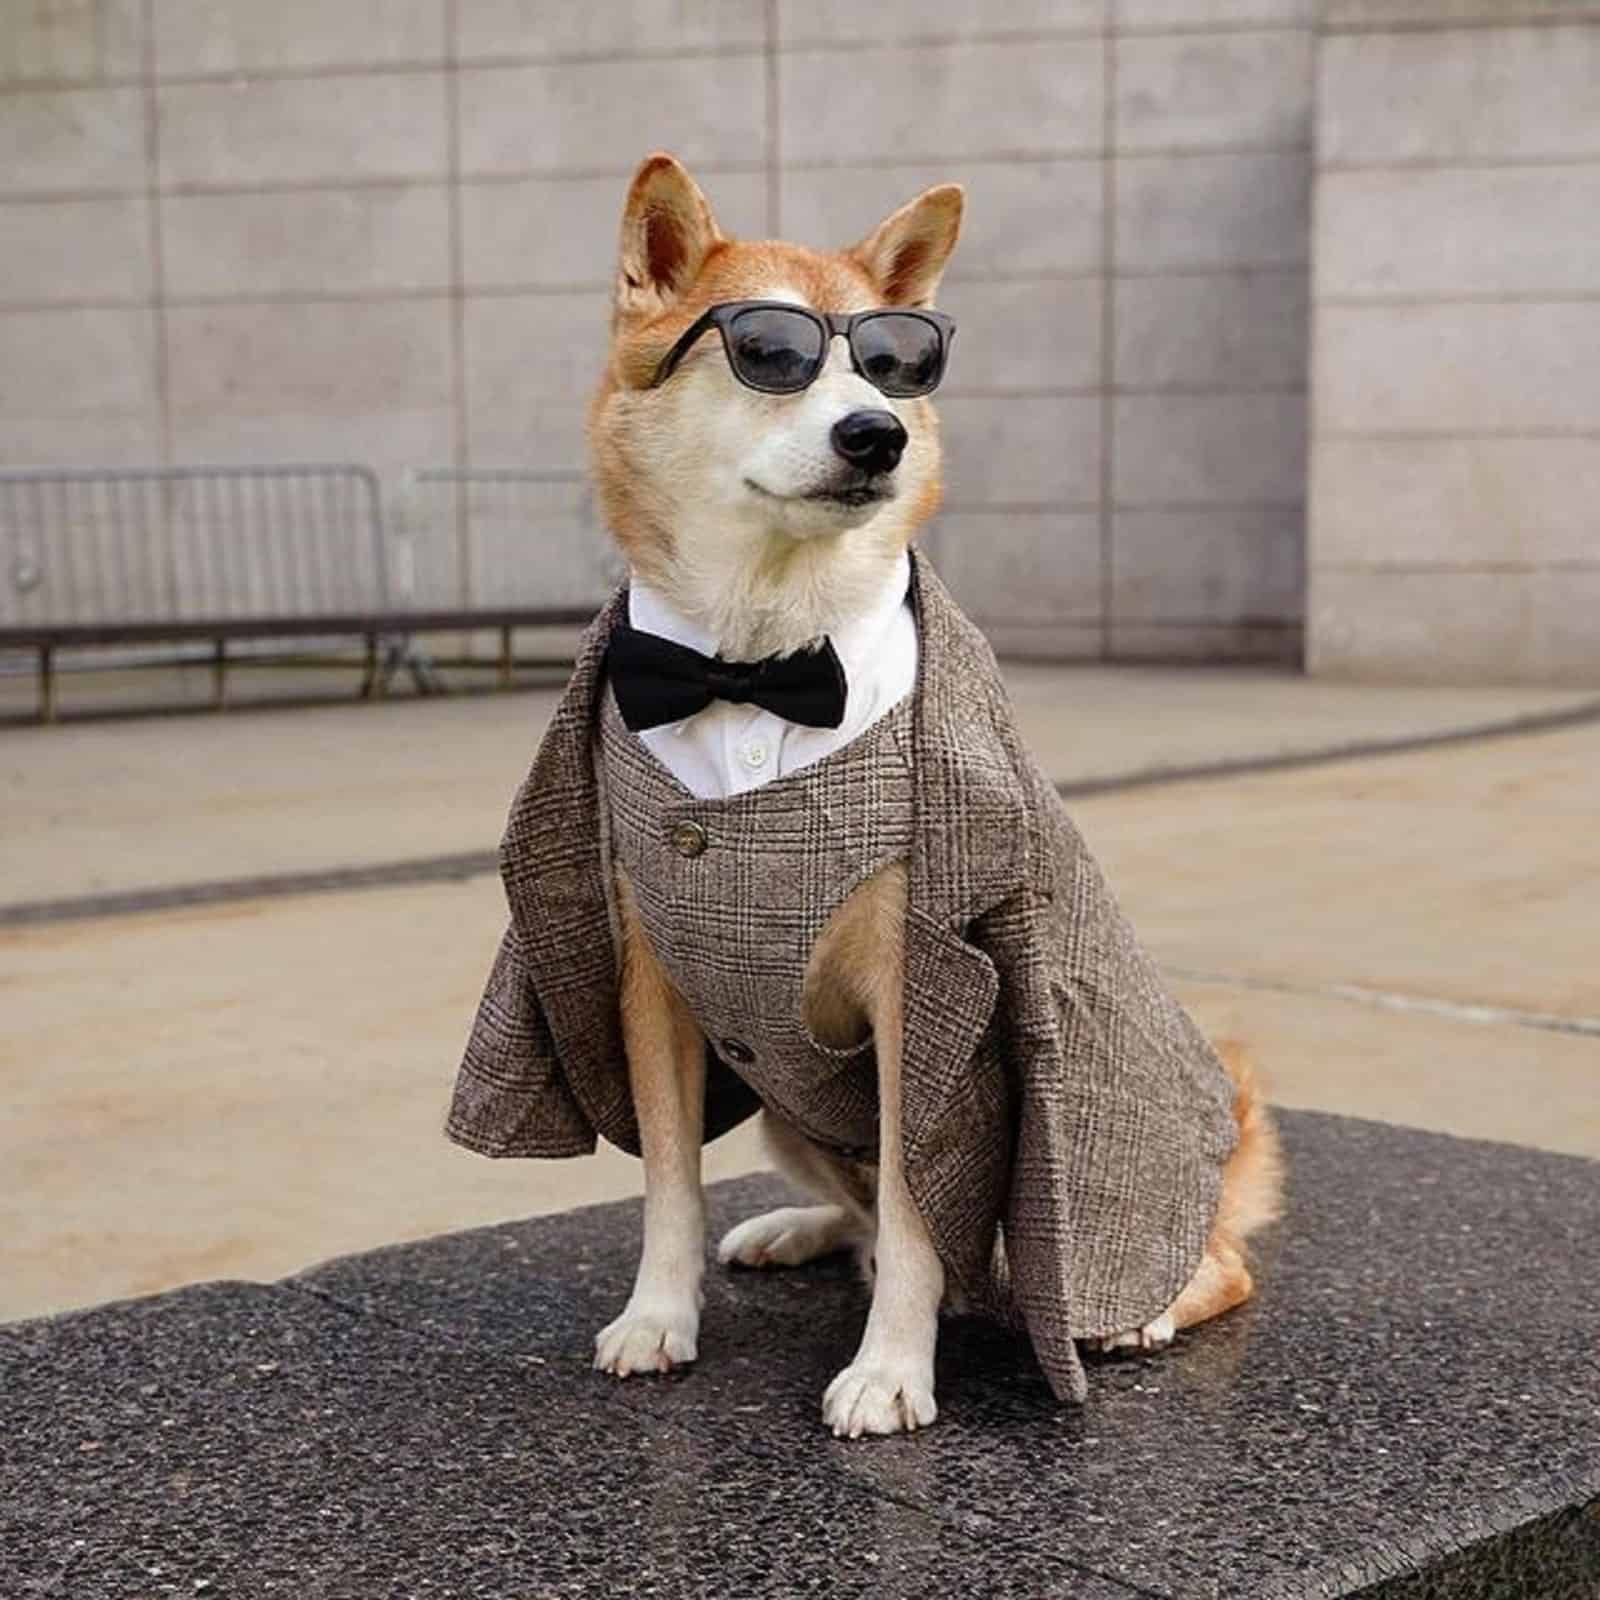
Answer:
[
  {"xmin": 848, "ymin": 184, "xmax": 964, "ymax": 308},
  {"xmin": 615, "ymin": 153, "xmax": 723, "ymax": 317}
]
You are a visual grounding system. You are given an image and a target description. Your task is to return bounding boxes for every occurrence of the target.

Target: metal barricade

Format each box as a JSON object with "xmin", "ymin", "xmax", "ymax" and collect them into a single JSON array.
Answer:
[
  {"xmin": 0, "ymin": 462, "xmax": 614, "ymax": 716},
  {"xmin": 0, "ymin": 464, "xmax": 388, "ymax": 639}
]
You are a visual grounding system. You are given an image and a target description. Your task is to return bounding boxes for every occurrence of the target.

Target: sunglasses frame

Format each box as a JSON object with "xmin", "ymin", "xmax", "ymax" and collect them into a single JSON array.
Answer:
[{"xmin": 648, "ymin": 299, "xmax": 957, "ymax": 398}]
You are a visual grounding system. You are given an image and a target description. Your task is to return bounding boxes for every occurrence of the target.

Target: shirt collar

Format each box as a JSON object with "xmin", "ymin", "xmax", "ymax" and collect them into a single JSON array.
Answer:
[{"xmin": 627, "ymin": 550, "xmax": 913, "ymax": 682}]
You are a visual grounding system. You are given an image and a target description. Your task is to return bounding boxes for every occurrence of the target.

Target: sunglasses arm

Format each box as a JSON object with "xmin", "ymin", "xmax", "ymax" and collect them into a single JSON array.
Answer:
[{"xmin": 648, "ymin": 308, "xmax": 721, "ymax": 389}]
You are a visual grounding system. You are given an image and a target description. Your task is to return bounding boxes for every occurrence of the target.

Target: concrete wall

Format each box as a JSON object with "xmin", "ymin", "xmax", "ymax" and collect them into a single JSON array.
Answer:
[
  {"xmin": 0, "ymin": 0, "xmax": 1314, "ymax": 658},
  {"xmin": 1308, "ymin": 1, "xmax": 1600, "ymax": 683}
]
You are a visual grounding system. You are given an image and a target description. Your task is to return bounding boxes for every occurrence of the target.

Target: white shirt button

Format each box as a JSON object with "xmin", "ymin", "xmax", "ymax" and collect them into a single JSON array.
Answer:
[{"xmin": 740, "ymin": 740, "xmax": 769, "ymax": 771}]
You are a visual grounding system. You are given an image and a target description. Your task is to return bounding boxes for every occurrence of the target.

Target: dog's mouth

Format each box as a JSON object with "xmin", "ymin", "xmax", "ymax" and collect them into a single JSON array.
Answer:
[{"xmin": 745, "ymin": 477, "xmax": 894, "ymax": 511}]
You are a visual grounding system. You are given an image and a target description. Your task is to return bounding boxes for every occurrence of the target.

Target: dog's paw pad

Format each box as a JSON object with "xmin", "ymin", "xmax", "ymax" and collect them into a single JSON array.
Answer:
[
  {"xmin": 593, "ymin": 1305, "xmax": 698, "ymax": 1377},
  {"xmin": 821, "ymin": 1361, "xmax": 937, "ymax": 1439},
  {"xmin": 1090, "ymin": 1310, "xmax": 1176, "ymax": 1355},
  {"xmin": 717, "ymin": 1206, "xmax": 853, "ymax": 1269}
]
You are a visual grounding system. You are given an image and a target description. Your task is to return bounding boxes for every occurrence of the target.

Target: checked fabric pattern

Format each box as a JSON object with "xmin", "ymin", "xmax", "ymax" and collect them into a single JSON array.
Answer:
[{"xmin": 448, "ymin": 552, "xmax": 1239, "ymax": 1401}]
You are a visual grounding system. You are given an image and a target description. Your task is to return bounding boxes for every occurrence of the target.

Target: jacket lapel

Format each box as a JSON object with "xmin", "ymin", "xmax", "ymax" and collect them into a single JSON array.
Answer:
[{"xmin": 898, "ymin": 553, "xmax": 1027, "ymax": 1164}]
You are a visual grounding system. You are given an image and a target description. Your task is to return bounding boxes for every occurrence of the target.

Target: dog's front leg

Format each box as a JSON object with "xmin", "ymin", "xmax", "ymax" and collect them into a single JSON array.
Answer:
[
  {"xmin": 821, "ymin": 931, "xmax": 944, "ymax": 1438},
  {"xmin": 594, "ymin": 872, "xmax": 707, "ymax": 1377}
]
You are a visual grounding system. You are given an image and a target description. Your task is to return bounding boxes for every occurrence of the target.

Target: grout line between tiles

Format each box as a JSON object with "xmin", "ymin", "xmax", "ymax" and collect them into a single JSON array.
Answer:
[
  {"xmin": 1099, "ymin": 30, "xmax": 1119, "ymax": 661},
  {"xmin": 444, "ymin": 0, "xmax": 471, "ymax": 611},
  {"xmin": 139, "ymin": 0, "xmax": 170, "ymax": 469},
  {"xmin": 765, "ymin": 0, "xmax": 781, "ymax": 235}
]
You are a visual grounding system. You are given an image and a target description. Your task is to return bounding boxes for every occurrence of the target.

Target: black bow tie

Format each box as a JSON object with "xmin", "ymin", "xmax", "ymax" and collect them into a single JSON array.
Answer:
[{"xmin": 606, "ymin": 622, "xmax": 848, "ymax": 733}]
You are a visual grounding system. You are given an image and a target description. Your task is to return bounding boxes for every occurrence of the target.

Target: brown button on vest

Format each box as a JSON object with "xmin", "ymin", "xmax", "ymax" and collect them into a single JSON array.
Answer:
[{"xmin": 600, "ymin": 687, "xmax": 915, "ymax": 1160}]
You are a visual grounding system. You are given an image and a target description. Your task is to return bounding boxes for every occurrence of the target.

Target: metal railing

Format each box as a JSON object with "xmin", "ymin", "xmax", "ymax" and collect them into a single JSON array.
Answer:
[
  {"xmin": 0, "ymin": 461, "xmax": 617, "ymax": 718},
  {"xmin": 0, "ymin": 464, "xmax": 387, "ymax": 630}
]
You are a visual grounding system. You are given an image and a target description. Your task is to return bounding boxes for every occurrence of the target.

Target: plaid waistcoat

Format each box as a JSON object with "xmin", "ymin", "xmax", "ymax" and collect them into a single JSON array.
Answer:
[
  {"xmin": 448, "ymin": 551, "xmax": 1239, "ymax": 1402},
  {"xmin": 600, "ymin": 687, "xmax": 915, "ymax": 1160}
]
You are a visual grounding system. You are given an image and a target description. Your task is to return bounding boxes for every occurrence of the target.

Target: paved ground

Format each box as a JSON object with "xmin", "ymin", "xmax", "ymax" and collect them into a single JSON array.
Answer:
[
  {"xmin": 8, "ymin": 1119, "xmax": 1598, "ymax": 1598},
  {"xmin": 3, "ymin": 664, "xmax": 1597, "ymax": 1321}
]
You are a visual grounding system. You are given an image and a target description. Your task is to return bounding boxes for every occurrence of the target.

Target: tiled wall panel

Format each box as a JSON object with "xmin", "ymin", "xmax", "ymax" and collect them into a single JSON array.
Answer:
[
  {"xmin": 0, "ymin": 0, "xmax": 1318, "ymax": 660},
  {"xmin": 1309, "ymin": 10, "xmax": 1600, "ymax": 683}
]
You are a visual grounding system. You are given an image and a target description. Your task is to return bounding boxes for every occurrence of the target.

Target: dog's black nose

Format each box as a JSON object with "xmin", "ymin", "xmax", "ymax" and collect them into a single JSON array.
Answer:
[{"xmin": 831, "ymin": 409, "xmax": 907, "ymax": 475}]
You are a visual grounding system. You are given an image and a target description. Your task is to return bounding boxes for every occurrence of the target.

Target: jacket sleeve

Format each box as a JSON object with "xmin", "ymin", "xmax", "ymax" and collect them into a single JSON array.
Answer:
[{"xmin": 446, "ymin": 923, "xmax": 599, "ymax": 1159}]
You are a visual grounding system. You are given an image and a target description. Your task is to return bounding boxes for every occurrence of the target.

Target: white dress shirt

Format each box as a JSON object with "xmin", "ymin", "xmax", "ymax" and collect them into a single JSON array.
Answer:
[{"xmin": 627, "ymin": 552, "xmax": 918, "ymax": 800}]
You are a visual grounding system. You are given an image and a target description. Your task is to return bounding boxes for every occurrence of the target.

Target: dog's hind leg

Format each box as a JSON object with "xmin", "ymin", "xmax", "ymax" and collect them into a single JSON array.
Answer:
[
  {"xmin": 718, "ymin": 1111, "xmax": 872, "ymax": 1268},
  {"xmin": 1090, "ymin": 1244, "xmax": 1253, "ymax": 1354},
  {"xmin": 594, "ymin": 870, "xmax": 708, "ymax": 1378},
  {"xmin": 1093, "ymin": 1039, "xmax": 1282, "ymax": 1355}
]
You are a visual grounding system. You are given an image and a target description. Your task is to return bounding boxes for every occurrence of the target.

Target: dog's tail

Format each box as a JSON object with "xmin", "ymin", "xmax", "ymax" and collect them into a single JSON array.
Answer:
[{"xmin": 1212, "ymin": 1039, "xmax": 1285, "ymax": 1246}]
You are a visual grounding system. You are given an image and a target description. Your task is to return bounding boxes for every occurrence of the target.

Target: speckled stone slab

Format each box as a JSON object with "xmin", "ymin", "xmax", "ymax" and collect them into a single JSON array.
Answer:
[{"xmin": 4, "ymin": 1113, "xmax": 1597, "ymax": 1598}]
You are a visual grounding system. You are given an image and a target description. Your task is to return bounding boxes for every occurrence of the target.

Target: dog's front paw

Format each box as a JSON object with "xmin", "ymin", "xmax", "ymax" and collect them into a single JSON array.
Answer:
[
  {"xmin": 822, "ymin": 1359, "xmax": 937, "ymax": 1439},
  {"xmin": 1089, "ymin": 1310, "xmax": 1175, "ymax": 1355},
  {"xmin": 593, "ymin": 1300, "xmax": 699, "ymax": 1377}
]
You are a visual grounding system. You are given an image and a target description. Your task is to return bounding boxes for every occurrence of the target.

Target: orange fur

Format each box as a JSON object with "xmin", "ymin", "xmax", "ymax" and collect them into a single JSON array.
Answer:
[
  {"xmin": 1166, "ymin": 1041, "xmax": 1284, "ymax": 1332},
  {"xmin": 587, "ymin": 153, "xmax": 953, "ymax": 592}
]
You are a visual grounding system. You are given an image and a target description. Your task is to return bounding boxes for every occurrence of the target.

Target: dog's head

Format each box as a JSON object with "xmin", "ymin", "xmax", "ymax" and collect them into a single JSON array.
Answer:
[{"xmin": 588, "ymin": 153, "xmax": 962, "ymax": 653}]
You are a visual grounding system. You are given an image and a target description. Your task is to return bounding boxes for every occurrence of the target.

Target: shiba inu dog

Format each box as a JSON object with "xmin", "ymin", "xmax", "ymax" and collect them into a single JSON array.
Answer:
[{"xmin": 453, "ymin": 152, "xmax": 1282, "ymax": 1438}]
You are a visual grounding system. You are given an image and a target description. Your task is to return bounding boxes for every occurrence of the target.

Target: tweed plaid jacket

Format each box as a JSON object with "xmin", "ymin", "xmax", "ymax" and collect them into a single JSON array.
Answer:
[{"xmin": 448, "ymin": 552, "xmax": 1240, "ymax": 1401}]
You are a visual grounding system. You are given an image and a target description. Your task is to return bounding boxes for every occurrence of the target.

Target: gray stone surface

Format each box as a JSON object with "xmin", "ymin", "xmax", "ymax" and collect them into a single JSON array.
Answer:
[
  {"xmin": 1317, "ymin": 25, "xmax": 1600, "ymax": 167},
  {"xmin": 152, "ymin": 0, "xmax": 447, "ymax": 75},
  {"xmin": 0, "ymin": 0, "xmax": 143, "ymax": 84},
  {"xmin": 777, "ymin": 40, "xmax": 1105, "ymax": 165},
  {"xmin": 5, "ymin": 1112, "xmax": 1596, "ymax": 1596},
  {"xmin": 930, "ymin": 511, "xmax": 1102, "ymax": 636},
  {"xmin": 8, "ymin": 3, "xmax": 1599, "ymax": 682},
  {"xmin": 1114, "ymin": 152, "xmax": 1310, "ymax": 272},
  {"xmin": 1113, "ymin": 30, "xmax": 1312, "ymax": 153},
  {"xmin": 1316, "ymin": 168, "xmax": 1600, "ymax": 301},
  {"xmin": 0, "ymin": 1, "xmax": 1321, "ymax": 665},
  {"xmin": 1113, "ymin": 392, "xmax": 1307, "ymax": 508},
  {"xmin": 776, "ymin": 0, "xmax": 1106, "ymax": 43},
  {"xmin": 0, "ymin": 307, "xmax": 161, "ymax": 465},
  {"xmin": 157, "ymin": 72, "xmax": 449, "ymax": 189},
  {"xmin": 0, "ymin": 195, "xmax": 151, "ymax": 304},
  {"xmin": 1310, "ymin": 570, "xmax": 1600, "ymax": 685},
  {"xmin": 1112, "ymin": 508, "xmax": 1305, "ymax": 626},
  {"xmin": 937, "ymin": 276, "xmax": 1103, "ymax": 395},
  {"xmin": 1308, "ymin": 10, "xmax": 1600, "ymax": 683},
  {"xmin": 0, "ymin": 86, "xmax": 145, "ymax": 197},
  {"xmin": 160, "ymin": 186, "xmax": 453, "ymax": 299},
  {"xmin": 164, "ymin": 299, "xmax": 455, "ymax": 473}
]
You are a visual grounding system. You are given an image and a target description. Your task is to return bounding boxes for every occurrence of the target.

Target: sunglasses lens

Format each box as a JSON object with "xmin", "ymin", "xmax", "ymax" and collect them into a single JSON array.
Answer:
[
  {"xmin": 852, "ymin": 314, "xmax": 946, "ymax": 398},
  {"xmin": 726, "ymin": 307, "xmax": 826, "ymax": 393}
]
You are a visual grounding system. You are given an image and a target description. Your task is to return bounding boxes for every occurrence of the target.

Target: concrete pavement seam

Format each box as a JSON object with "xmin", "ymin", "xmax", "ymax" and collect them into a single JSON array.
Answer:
[
  {"xmin": 1169, "ymin": 966, "xmax": 1600, "ymax": 1040},
  {"xmin": 5, "ymin": 693, "xmax": 1599, "ymax": 929},
  {"xmin": 0, "ymin": 850, "xmax": 499, "ymax": 928},
  {"xmin": 1053, "ymin": 693, "xmax": 1600, "ymax": 798}
]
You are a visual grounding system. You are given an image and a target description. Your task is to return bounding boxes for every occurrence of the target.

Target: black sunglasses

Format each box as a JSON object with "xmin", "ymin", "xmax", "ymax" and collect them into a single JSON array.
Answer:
[{"xmin": 649, "ymin": 300, "xmax": 956, "ymax": 399}]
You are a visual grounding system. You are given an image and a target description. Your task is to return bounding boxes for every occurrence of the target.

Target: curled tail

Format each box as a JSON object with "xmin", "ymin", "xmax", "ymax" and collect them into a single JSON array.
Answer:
[{"xmin": 1212, "ymin": 1039, "xmax": 1285, "ymax": 1247}]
